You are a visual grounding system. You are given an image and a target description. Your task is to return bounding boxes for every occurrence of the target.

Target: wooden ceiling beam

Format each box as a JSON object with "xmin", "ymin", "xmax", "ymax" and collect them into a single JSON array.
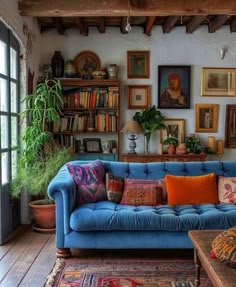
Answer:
[
  {"xmin": 75, "ymin": 18, "xmax": 88, "ymax": 36},
  {"xmin": 186, "ymin": 15, "xmax": 207, "ymax": 33},
  {"xmin": 144, "ymin": 16, "xmax": 156, "ymax": 36},
  {"xmin": 18, "ymin": 0, "xmax": 236, "ymax": 17},
  {"xmin": 230, "ymin": 17, "xmax": 236, "ymax": 32},
  {"xmin": 96, "ymin": 17, "xmax": 105, "ymax": 33},
  {"xmin": 51, "ymin": 17, "xmax": 65, "ymax": 35},
  {"xmin": 163, "ymin": 16, "xmax": 179, "ymax": 33},
  {"xmin": 121, "ymin": 17, "xmax": 128, "ymax": 34},
  {"xmin": 209, "ymin": 15, "xmax": 231, "ymax": 32}
]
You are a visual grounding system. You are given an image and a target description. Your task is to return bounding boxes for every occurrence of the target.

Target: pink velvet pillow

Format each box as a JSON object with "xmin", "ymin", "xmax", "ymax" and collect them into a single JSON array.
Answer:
[{"xmin": 121, "ymin": 179, "xmax": 162, "ymax": 206}]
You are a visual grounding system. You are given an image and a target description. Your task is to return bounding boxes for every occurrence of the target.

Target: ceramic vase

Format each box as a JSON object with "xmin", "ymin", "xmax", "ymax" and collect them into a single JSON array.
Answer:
[
  {"xmin": 51, "ymin": 51, "xmax": 64, "ymax": 78},
  {"xmin": 65, "ymin": 60, "xmax": 76, "ymax": 78},
  {"xmin": 107, "ymin": 64, "xmax": 119, "ymax": 79}
]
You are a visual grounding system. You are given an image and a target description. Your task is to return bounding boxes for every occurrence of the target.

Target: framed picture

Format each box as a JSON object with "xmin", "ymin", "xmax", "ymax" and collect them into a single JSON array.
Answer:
[
  {"xmin": 158, "ymin": 65, "xmax": 191, "ymax": 109},
  {"xmin": 127, "ymin": 50, "xmax": 150, "ymax": 79},
  {"xmin": 128, "ymin": 85, "xmax": 150, "ymax": 109},
  {"xmin": 225, "ymin": 104, "xmax": 236, "ymax": 148},
  {"xmin": 83, "ymin": 138, "xmax": 102, "ymax": 153},
  {"xmin": 201, "ymin": 67, "xmax": 236, "ymax": 97},
  {"xmin": 195, "ymin": 104, "xmax": 219, "ymax": 133},
  {"xmin": 160, "ymin": 119, "xmax": 185, "ymax": 144}
]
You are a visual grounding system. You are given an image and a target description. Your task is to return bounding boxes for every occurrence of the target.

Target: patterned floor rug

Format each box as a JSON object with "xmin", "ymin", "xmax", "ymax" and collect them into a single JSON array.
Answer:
[{"xmin": 46, "ymin": 258, "xmax": 213, "ymax": 287}]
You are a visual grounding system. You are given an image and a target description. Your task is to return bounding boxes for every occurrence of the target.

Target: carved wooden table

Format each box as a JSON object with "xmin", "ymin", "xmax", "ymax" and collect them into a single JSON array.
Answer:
[
  {"xmin": 188, "ymin": 230, "xmax": 236, "ymax": 287},
  {"xmin": 123, "ymin": 153, "xmax": 208, "ymax": 163}
]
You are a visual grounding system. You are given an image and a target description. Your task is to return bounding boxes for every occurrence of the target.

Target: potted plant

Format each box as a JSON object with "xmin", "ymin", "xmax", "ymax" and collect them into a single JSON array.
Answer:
[
  {"xmin": 11, "ymin": 78, "xmax": 72, "ymax": 231},
  {"xmin": 185, "ymin": 135, "xmax": 202, "ymax": 154},
  {"xmin": 163, "ymin": 137, "xmax": 179, "ymax": 154},
  {"xmin": 133, "ymin": 105, "xmax": 166, "ymax": 153}
]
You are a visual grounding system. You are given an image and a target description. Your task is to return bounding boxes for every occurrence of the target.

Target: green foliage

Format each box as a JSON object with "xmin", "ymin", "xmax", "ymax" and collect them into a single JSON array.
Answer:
[
  {"xmin": 133, "ymin": 105, "xmax": 166, "ymax": 144},
  {"xmin": 163, "ymin": 137, "xmax": 179, "ymax": 146},
  {"xmin": 11, "ymin": 147, "xmax": 73, "ymax": 200},
  {"xmin": 11, "ymin": 78, "xmax": 70, "ymax": 202},
  {"xmin": 21, "ymin": 78, "xmax": 63, "ymax": 164},
  {"xmin": 185, "ymin": 136, "xmax": 202, "ymax": 154}
]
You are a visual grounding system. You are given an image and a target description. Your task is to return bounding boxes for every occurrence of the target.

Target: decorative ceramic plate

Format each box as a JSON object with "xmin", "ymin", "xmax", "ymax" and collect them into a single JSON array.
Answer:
[{"xmin": 74, "ymin": 51, "xmax": 101, "ymax": 79}]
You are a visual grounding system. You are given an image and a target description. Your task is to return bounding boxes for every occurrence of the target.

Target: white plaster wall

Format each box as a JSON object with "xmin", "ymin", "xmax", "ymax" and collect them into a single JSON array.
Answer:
[{"xmin": 40, "ymin": 25, "xmax": 236, "ymax": 160}]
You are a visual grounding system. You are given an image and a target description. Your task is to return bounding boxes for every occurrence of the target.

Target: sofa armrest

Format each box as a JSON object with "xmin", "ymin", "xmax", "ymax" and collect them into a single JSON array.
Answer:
[{"xmin": 48, "ymin": 164, "xmax": 76, "ymax": 235}]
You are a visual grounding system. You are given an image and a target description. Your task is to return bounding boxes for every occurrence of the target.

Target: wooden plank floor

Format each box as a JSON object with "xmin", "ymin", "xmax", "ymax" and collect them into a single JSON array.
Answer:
[
  {"xmin": 0, "ymin": 225, "xmax": 194, "ymax": 287},
  {"xmin": 0, "ymin": 225, "xmax": 56, "ymax": 287}
]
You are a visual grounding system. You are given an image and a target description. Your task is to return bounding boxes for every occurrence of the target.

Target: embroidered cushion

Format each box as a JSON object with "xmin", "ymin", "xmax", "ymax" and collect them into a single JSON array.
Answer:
[
  {"xmin": 211, "ymin": 227, "xmax": 236, "ymax": 268},
  {"xmin": 121, "ymin": 179, "xmax": 162, "ymax": 206},
  {"xmin": 66, "ymin": 160, "xmax": 107, "ymax": 204},
  {"xmin": 106, "ymin": 173, "xmax": 124, "ymax": 203},
  {"xmin": 218, "ymin": 177, "xmax": 236, "ymax": 203},
  {"xmin": 165, "ymin": 173, "xmax": 218, "ymax": 205}
]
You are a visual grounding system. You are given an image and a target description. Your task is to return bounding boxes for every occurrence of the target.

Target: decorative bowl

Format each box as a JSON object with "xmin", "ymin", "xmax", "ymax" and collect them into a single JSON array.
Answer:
[{"xmin": 91, "ymin": 69, "xmax": 107, "ymax": 79}]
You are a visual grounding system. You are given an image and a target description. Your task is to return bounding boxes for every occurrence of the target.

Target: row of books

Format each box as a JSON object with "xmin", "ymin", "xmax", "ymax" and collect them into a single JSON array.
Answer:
[
  {"xmin": 53, "ymin": 111, "xmax": 118, "ymax": 133},
  {"xmin": 63, "ymin": 86, "xmax": 119, "ymax": 109}
]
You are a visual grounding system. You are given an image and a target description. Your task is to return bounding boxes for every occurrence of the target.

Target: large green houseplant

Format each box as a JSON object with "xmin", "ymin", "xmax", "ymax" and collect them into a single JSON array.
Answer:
[
  {"xmin": 11, "ymin": 78, "xmax": 72, "ymax": 230},
  {"xmin": 133, "ymin": 105, "xmax": 166, "ymax": 153}
]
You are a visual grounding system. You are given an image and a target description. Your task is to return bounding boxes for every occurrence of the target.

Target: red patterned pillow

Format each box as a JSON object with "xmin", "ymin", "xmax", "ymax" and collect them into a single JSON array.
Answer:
[
  {"xmin": 121, "ymin": 179, "xmax": 162, "ymax": 206},
  {"xmin": 106, "ymin": 173, "xmax": 124, "ymax": 203},
  {"xmin": 66, "ymin": 160, "xmax": 107, "ymax": 204},
  {"xmin": 211, "ymin": 227, "xmax": 236, "ymax": 268}
]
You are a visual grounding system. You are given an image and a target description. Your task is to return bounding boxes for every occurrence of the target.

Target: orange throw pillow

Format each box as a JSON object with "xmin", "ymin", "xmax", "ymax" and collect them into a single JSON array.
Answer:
[{"xmin": 165, "ymin": 173, "xmax": 218, "ymax": 205}]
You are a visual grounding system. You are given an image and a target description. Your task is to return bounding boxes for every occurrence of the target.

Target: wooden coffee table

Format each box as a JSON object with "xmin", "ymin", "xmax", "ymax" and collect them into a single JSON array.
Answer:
[{"xmin": 188, "ymin": 230, "xmax": 236, "ymax": 287}]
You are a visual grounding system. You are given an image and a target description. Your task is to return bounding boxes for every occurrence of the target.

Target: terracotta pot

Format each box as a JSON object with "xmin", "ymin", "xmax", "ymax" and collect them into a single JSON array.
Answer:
[
  {"xmin": 29, "ymin": 200, "xmax": 55, "ymax": 230},
  {"xmin": 167, "ymin": 143, "xmax": 176, "ymax": 154}
]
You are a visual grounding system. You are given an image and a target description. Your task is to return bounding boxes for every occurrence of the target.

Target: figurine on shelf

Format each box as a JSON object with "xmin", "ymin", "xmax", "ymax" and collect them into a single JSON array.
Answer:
[{"xmin": 102, "ymin": 140, "xmax": 111, "ymax": 153}]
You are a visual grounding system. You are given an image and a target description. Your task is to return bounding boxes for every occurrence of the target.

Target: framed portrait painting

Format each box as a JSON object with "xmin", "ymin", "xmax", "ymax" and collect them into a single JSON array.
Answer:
[
  {"xmin": 160, "ymin": 119, "xmax": 185, "ymax": 144},
  {"xmin": 195, "ymin": 104, "xmax": 219, "ymax": 132},
  {"xmin": 201, "ymin": 67, "xmax": 236, "ymax": 97},
  {"xmin": 128, "ymin": 85, "xmax": 150, "ymax": 109},
  {"xmin": 127, "ymin": 51, "xmax": 150, "ymax": 79},
  {"xmin": 158, "ymin": 65, "xmax": 191, "ymax": 109}
]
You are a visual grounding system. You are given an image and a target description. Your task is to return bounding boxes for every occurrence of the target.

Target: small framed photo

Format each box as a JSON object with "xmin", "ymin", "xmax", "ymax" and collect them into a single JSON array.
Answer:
[
  {"xmin": 201, "ymin": 67, "xmax": 236, "ymax": 97},
  {"xmin": 158, "ymin": 65, "xmax": 191, "ymax": 109},
  {"xmin": 127, "ymin": 50, "xmax": 150, "ymax": 79},
  {"xmin": 195, "ymin": 104, "xmax": 219, "ymax": 133},
  {"xmin": 128, "ymin": 85, "xmax": 150, "ymax": 109},
  {"xmin": 83, "ymin": 138, "xmax": 102, "ymax": 153},
  {"xmin": 160, "ymin": 119, "xmax": 185, "ymax": 144}
]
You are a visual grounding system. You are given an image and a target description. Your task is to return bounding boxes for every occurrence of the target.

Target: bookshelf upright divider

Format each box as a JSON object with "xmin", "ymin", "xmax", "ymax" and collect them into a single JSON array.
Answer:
[{"xmin": 54, "ymin": 78, "xmax": 121, "ymax": 161}]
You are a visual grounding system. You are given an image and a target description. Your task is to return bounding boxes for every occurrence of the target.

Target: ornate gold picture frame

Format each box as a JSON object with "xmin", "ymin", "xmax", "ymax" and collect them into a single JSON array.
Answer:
[{"xmin": 195, "ymin": 104, "xmax": 219, "ymax": 132}]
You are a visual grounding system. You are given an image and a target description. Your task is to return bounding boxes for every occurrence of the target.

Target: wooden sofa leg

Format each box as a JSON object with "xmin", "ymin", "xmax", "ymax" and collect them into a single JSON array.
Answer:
[{"xmin": 56, "ymin": 248, "xmax": 71, "ymax": 258}]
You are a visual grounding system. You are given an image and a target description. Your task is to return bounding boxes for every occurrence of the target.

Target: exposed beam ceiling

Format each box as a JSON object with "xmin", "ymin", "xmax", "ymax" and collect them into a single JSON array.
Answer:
[
  {"xmin": 18, "ymin": 0, "xmax": 236, "ymax": 36},
  {"xmin": 18, "ymin": 0, "xmax": 236, "ymax": 17}
]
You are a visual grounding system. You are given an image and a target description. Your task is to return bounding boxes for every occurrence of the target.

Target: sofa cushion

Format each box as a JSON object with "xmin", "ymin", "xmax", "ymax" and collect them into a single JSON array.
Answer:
[
  {"xmin": 66, "ymin": 160, "xmax": 107, "ymax": 204},
  {"xmin": 106, "ymin": 173, "xmax": 124, "ymax": 203},
  {"xmin": 212, "ymin": 227, "xmax": 236, "ymax": 268},
  {"xmin": 165, "ymin": 173, "xmax": 218, "ymax": 205},
  {"xmin": 120, "ymin": 178, "xmax": 162, "ymax": 206},
  {"xmin": 218, "ymin": 177, "xmax": 236, "ymax": 204},
  {"xmin": 70, "ymin": 201, "xmax": 236, "ymax": 231}
]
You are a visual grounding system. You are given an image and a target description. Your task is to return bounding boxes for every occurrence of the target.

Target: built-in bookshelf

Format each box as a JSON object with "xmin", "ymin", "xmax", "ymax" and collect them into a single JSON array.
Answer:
[{"xmin": 54, "ymin": 78, "xmax": 121, "ymax": 161}]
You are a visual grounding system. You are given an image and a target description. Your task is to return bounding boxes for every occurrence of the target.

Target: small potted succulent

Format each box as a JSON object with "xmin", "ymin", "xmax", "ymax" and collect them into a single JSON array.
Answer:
[{"xmin": 163, "ymin": 137, "xmax": 179, "ymax": 154}]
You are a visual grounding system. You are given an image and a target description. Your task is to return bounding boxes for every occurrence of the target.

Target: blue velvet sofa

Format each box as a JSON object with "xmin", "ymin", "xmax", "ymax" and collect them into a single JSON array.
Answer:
[{"xmin": 48, "ymin": 160, "xmax": 236, "ymax": 258}]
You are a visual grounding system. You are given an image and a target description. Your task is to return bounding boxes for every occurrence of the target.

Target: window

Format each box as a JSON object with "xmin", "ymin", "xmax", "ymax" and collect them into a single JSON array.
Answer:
[{"xmin": 0, "ymin": 19, "xmax": 20, "ymax": 243}]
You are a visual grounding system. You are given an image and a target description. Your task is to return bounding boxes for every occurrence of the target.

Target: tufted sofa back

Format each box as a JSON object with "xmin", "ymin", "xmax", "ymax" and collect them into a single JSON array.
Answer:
[{"xmin": 66, "ymin": 160, "xmax": 236, "ymax": 179}]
